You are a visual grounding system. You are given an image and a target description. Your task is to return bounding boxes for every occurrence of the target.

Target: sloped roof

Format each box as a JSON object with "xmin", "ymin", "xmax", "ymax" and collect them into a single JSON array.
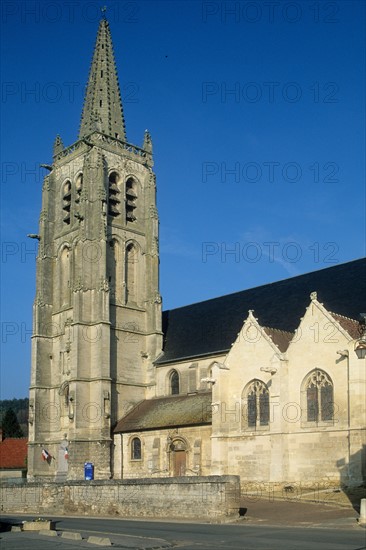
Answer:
[
  {"xmin": 331, "ymin": 313, "xmax": 362, "ymax": 339},
  {"xmin": 114, "ymin": 392, "xmax": 212, "ymax": 433},
  {"xmin": 156, "ymin": 259, "xmax": 365, "ymax": 364},
  {"xmin": 0, "ymin": 438, "xmax": 28, "ymax": 469},
  {"xmin": 262, "ymin": 327, "xmax": 294, "ymax": 352}
]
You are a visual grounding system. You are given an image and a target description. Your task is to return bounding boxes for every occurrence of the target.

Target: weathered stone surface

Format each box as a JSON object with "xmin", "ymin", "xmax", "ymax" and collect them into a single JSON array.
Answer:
[
  {"xmin": 61, "ymin": 531, "xmax": 82, "ymax": 540},
  {"xmin": 22, "ymin": 520, "xmax": 52, "ymax": 531},
  {"xmin": 1, "ymin": 476, "xmax": 240, "ymax": 519}
]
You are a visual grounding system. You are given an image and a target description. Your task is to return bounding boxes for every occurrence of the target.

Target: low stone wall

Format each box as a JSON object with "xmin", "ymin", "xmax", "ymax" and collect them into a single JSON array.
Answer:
[{"xmin": 0, "ymin": 476, "xmax": 240, "ymax": 519}]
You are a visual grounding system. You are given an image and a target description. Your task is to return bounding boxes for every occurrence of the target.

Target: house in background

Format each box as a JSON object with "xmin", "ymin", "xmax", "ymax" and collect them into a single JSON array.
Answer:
[{"xmin": 0, "ymin": 430, "xmax": 28, "ymax": 481}]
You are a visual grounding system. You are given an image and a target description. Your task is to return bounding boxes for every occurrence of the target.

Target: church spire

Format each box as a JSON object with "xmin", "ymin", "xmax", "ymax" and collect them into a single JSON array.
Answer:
[{"xmin": 79, "ymin": 17, "xmax": 126, "ymax": 141}]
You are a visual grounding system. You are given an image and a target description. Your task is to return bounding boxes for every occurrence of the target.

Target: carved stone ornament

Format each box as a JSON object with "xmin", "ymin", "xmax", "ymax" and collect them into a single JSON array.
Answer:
[
  {"xmin": 35, "ymin": 293, "xmax": 45, "ymax": 306},
  {"xmin": 42, "ymin": 176, "xmax": 50, "ymax": 191},
  {"xmin": 73, "ymin": 277, "xmax": 84, "ymax": 292},
  {"xmin": 152, "ymin": 237, "xmax": 159, "ymax": 256},
  {"xmin": 39, "ymin": 210, "xmax": 48, "ymax": 223},
  {"xmin": 99, "ymin": 277, "xmax": 110, "ymax": 292},
  {"xmin": 149, "ymin": 206, "xmax": 158, "ymax": 219},
  {"xmin": 98, "ymin": 187, "xmax": 107, "ymax": 201}
]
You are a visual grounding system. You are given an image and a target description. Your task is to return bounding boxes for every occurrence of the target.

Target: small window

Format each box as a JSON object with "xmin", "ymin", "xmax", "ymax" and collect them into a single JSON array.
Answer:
[
  {"xmin": 131, "ymin": 437, "xmax": 141, "ymax": 460},
  {"xmin": 170, "ymin": 370, "xmax": 180, "ymax": 395}
]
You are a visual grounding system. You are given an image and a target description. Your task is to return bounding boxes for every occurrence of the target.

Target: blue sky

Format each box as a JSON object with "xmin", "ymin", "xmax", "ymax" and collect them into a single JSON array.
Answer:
[{"xmin": 1, "ymin": 0, "xmax": 365, "ymax": 399}]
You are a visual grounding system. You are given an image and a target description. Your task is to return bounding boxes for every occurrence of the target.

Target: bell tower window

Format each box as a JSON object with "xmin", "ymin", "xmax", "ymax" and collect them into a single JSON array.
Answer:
[
  {"xmin": 75, "ymin": 173, "xmax": 83, "ymax": 204},
  {"xmin": 126, "ymin": 177, "xmax": 137, "ymax": 222},
  {"xmin": 62, "ymin": 180, "xmax": 71, "ymax": 225},
  {"xmin": 108, "ymin": 171, "xmax": 121, "ymax": 217}
]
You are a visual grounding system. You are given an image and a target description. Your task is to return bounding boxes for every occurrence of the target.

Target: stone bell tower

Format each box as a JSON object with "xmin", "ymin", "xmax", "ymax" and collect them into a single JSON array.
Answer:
[{"xmin": 27, "ymin": 17, "xmax": 162, "ymax": 481}]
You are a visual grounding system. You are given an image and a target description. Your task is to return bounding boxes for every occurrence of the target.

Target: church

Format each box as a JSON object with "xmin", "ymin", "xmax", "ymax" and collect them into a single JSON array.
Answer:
[{"xmin": 27, "ymin": 17, "xmax": 366, "ymax": 490}]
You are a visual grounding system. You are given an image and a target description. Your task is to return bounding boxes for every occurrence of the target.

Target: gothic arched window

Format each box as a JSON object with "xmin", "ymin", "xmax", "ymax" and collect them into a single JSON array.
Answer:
[
  {"xmin": 304, "ymin": 369, "xmax": 334, "ymax": 422},
  {"xmin": 125, "ymin": 242, "xmax": 137, "ymax": 304},
  {"xmin": 107, "ymin": 239, "xmax": 122, "ymax": 302},
  {"xmin": 170, "ymin": 370, "xmax": 180, "ymax": 395},
  {"xmin": 126, "ymin": 177, "xmax": 137, "ymax": 222},
  {"xmin": 131, "ymin": 437, "xmax": 141, "ymax": 460},
  {"xmin": 62, "ymin": 180, "xmax": 71, "ymax": 225},
  {"xmin": 108, "ymin": 171, "xmax": 121, "ymax": 217},
  {"xmin": 242, "ymin": 379, "xmax": 269, "ymax": 429},
  {"xmin": 60, "ymin": 246, "xmax": 71, "ymax": 307},
  {"xmin": 75, "ymin": 173, "xmax": 83, "ymax": 204}
]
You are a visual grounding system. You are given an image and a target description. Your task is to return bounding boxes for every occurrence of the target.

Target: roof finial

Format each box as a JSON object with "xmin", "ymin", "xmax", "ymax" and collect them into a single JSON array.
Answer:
[{"xmin": 101, "ymin": 6, "xmax": 107, "ymax": 19}]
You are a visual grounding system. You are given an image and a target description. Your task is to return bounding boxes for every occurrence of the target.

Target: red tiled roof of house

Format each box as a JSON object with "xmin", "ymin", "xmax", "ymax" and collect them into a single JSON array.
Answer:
[{"xmin": 0, "ymin": 438, "xmax": 28, "ymax": 469}]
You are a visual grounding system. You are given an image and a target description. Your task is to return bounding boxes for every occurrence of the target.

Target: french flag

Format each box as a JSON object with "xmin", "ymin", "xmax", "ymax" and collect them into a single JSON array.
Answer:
[
  {"xmin": 64, "ymin": 448, "xmax": 69, "ymax": 460},
  {"xmin": 42, "ymin": 449, "xmax": 50, "ymax": 461}
]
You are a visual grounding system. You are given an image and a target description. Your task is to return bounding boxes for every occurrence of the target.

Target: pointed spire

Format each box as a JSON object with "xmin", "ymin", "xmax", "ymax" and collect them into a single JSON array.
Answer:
[
  {"xmin": 143, "ymin": 130, "xmax": 153, "ymax": 153},
  {"xmin": 53, "ymin": 134, "xmax": 64, "ymax": 156},
  {"xmin": 79, "ymin": 18, "xmax": 126, "ymax": 141}
]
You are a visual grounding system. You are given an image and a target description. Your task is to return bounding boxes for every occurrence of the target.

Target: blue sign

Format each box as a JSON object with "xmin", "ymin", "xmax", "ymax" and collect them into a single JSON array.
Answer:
[{"xmin": 84, "ymin": 462, "xmax": 94, "ymax": 480}]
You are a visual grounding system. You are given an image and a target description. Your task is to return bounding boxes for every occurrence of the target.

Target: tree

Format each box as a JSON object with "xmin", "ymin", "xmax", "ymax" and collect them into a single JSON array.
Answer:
[{"xmin": 1, "ymin": 408, "xmax": 24, "ymax": 438}]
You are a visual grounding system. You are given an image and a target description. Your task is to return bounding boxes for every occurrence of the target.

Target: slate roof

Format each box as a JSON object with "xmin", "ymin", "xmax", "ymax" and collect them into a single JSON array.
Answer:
[
  {"xmin": 156, "ymin": 258, "xmax": 366, "ymax": 364},
  {"xmin": 114, "ymin": 392, "xmax": 212, "ymax": 433},
  {"xmin": 0, "ymin": 438, "xmax": 28, "ymax": 469}
]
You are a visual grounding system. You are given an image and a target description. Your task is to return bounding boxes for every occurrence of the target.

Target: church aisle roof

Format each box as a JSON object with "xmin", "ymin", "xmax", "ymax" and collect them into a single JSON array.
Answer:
[
  {"xmin": 114, "ymin": 392, "xmax": 212, "ymax": 433},
  {"xmin": 156, "ymin": 258, "xmax": 366, "ymax": 364}
]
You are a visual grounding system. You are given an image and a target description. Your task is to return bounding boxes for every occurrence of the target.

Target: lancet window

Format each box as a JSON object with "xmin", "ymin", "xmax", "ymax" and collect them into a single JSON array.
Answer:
[
  {"xmin": 126, "ymin": 177, "xmax": 137, "ymax": 222},
  {"xmin": 242, "ymin": 379, "xmax": 270, "ymax": 429},
  {"xmin": 108, "ymin": 171, "xmax": 121, "ymax": 217},
  {"xmin": 304, "ymin": 369, "xmax": 334, "ymax": 422}
]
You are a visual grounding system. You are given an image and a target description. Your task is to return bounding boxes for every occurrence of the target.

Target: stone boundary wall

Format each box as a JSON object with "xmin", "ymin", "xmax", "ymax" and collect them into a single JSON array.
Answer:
[{"xmin": 0, "ymin": 476, "xmax": 240, "ymax": 519}]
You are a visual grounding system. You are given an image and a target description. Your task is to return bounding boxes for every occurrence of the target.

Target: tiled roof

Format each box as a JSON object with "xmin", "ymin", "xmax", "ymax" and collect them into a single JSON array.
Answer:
[
  {"xmin": 0, "ymin": 438, "xmax": 28, "ymax": 469},
  {"xmin": 331, "ymin": 313, "xmax": 361, "ymax": 339},
  {"xmin": 262, "ymin": 327, "xmax": 294, "ymax": 352},
  {"xmin": 156, "ymin": 259, "xmax": 365, "ymax": 364},
  {"xmin": 114, "ymin": 392, "xmax": 212, "ymax": 433}
]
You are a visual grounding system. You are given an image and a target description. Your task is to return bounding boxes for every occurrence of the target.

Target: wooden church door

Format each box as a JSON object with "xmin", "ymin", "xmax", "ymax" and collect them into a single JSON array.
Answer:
[{"xmin": 173, "ymin": 450, "xmax": 186, "ymax": 476}]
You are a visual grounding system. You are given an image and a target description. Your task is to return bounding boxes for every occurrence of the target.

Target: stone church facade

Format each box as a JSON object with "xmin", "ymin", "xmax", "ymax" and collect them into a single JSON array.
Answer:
[{"xmin": 28, "ymin": 18, "xmax": 366, "ymax": 488}]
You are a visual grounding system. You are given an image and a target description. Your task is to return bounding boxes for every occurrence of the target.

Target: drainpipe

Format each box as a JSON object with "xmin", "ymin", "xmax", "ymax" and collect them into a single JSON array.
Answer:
[{"xmin": 336, "ymin": 350, "xmax": 350, "ymax": 483}]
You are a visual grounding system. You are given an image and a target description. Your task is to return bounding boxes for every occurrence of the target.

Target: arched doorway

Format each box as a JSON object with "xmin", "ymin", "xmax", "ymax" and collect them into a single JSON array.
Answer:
[{"xmin": 170, "ymin": 439, "xmax": 187, "ymax": 476}]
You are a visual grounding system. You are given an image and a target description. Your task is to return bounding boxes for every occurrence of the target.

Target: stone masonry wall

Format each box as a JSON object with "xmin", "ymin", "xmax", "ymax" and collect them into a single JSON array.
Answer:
[{"xmin": 0, "ymin": 476, "xmax": 240, "ymax": 519}]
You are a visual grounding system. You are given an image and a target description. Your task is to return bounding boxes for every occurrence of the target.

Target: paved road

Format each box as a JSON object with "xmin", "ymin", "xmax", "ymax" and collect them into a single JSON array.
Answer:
[{"xmin": 1, "ymin": 507, "xmax": 365, "ymax": 550}]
